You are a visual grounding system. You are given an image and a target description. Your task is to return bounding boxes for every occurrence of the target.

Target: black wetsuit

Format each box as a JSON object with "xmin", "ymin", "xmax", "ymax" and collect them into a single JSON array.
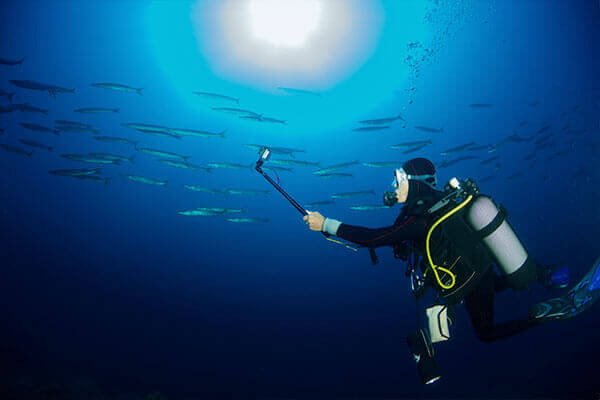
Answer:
[{"xmin": 335, "ymin": 181, "xmax": 540, "ymax": 343}]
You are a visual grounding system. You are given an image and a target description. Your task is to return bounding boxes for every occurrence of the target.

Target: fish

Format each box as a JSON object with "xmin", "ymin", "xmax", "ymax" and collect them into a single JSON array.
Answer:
[
  {"xmin": 183, "ymin": 185, "xmax": 225, "ymax": 195},
  {"xmin": 211, "ymin": 107, "xmax": 260, "ymax": 117},
  {"xmin": 349, "ymin": 205, "xmax": 392, "ymax": 211},
  {"xmin": 61, "ymin": 154, "xmax": 121, "ymax": 164},
  {"xmin": 507, "ymin": 172, "xmax": 523, "ymax": 180},
  {"xmin": 507, "ymin": 133, "xmax": 534, "ymax": 142},
  {"xmin": 136, "ymin": 130, "xmax": 181, "ymax": 140},
  {"xmin": 0, "ymin": 57, "xmax": 25, "ymax": 66},
  {"xmin": 20, "ymin": 122, "xmax": 60, "ymax": 135},
  {"xmin": 0, "ymin": 89, "xmax": 15, "ymax": 102},
  {"xmin": 159, "ymin": 159, "xmax": 211, "ymax": 172},
  {"xmin": 312, "ymin": 161, "xmax": 360, "ymax": 175},
  {"xmin": 120, "ymin": 174, "xmax": 168, "ymax": 187},
  {"xmin": 56, "ymin": 126, "xmax": 100, "ymax": 134},
  {"xmin": 440, "ymin": 141, "xmax": 476, "ymax": 155},
  {"xmin": 305, "ymin": 200, "xmax": 336, "ymax": 207},
  {"xmin": 55, "ymin": 120, "xmax": 93, "ymax": 128},
  {"xmin": 226, "ymin": 217, "xmax": 269, "ymax": 223},
  {"xmin": 390, "ymin": 140, "xmax": 433, "ymax": 149},
  {"xmin": 89, "ymin": 153, "xmax": 135, "ymax": 164},
  {"xmin": 93, "ymin": 136, "xmax": 138, "ymax": 146},
  {"xmin": 0, "ymin": 104, "xmax": 19, "ymax": 114},
  {"xmin": 331, "ymin": 190, "xmax": 375, "ymax": 199},
  {"xmin": 0, "ymin": 128, "xmax": 4, "ymax": 134},
  {"xmin": 17, "ymin": 103, "xmax": 48, "ymax": 114},
  {"xmin": 358, "ymin": 114, "xmax": 404, "ymax": 125},
  {"xmin": 243, "ymin": 144, "xmax": 306, "ymax": 158},
  {"xmin": 535, "ymin": 133, "xmax": 554, "ymax": 145},
  {"xmin": 536, "ymin": 125, "xmax": 551, "ymax": 134},
  {"xmin": 121, "ymin": 122, "xmax": 171, "ymax": 133},
  {"xmin": 196, "ymin": 207, "xmax": 243, "ymax": 214},
  {"xmin": 467, "ymin": 144, "xmax": 492, "ymax": 151},
  {"xmin": 414, "ymin": 126, "xmax": 444, "ymax": 133},
  {"xmin": 479, "ymin": 155, "xmax": 500, "ymax": 165},
  {"xmin": 18, "ymin": 139, "xmax": 53, "ymax": 151},
  {"xmin": 178, "ymin": 210, "xmax": 222, "ymax": 216},
  {"xmin": 263, "ymin": 166, "xmax": 293, "ymax": 173},
  {"xmin": 136, "ymin": 147, "xmax": 190, "ymax": 161},
  {"xmin": 192, "ymin": 91, "xmax": 239, "ymax": 104},
  {"xmin": 314, "ymin": 173, "xmax": 353, "ymax": 178},
  {"xmin": 270, "ymin": 159, "xmax": 320, "ymax": 168},
  {"xmin": 518, "ymin": 121, "xmax": 528, "ymax": 127},
  {"xmin": 477, "ymin": 175, "xmax": 495, "ymax": 183},
  {"xmin": 361, "ymin": 161, "xmax": 400, "ymax": 168},
  {"xmin": 402, "ymin": 144, "xmax": 428, "ymax": 154},
  {"xmin": 469, "ymin": 104, "xmax": 494, "ymax": 108},
  {"xmin": 169, "ymin": 128, "xmax": 226, "ymax": 138},
  {"xmin": 528, "ymin": 100, "xmax": 540, "ymax": 107},
  {"xmin": 9, "ymin": 80, "xmax": 75, "ymax": 97},
  {"xmin": 72, "ymin": 175, "xmax": 110, "ymax": 184},
  {"xmin": 0, "ymin": 143, "xmax": 32, "ymax": 157},
  {"xmin": 206, "ymin": 162, "xmax": 251, "ymax": 170},
  {"xmin": 352, "ymin": 126, "xmax": 390, "ymax": 132},
  {"xmin": 277, "ymin": 87, "xmax": 322, "ymax": 97},
  {"xmin": 224, "ymin": 189, "xmax": 271, "ymax": 195},
  {"xmin": 74, "ymin": 107, "xmax": 119, "ymax": 113},
  {"xmin": 241, "ymin": 115, "xmax": 287, "ymax": 124},
  {"xmin": 437, "ymin": 156, "xmax": 479, "ymax": 168},
  {"xmin": 49, "ymin": 168, "xmax": 101, "ymax": 177},
  {"xmin": 91, "ymin": 82, "xmax": 143, "ymax": 95}
]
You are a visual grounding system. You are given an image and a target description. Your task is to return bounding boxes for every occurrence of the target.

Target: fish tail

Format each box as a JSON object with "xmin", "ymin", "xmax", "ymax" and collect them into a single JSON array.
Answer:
[
  {"xmin": 129, "ymin": 155, "xmax": 135, "ymax": 164},
  {"xmin": 235, "ymin": 98, "xmax": 240, "ymax": 105},
  {"xmin": 114, "ymin": 108, "xmax": 119, "ymax": 113},
  {"xmin": 7, "ymin": 93, "xmax": 14, "ymax": 102},
  {"xmin": 18, "ymin": 57, "xmax": 25, "ymax": 65},
  {"xmin": 69, "ymin": 88, "xmax": 76, "ymax": 94},
  {"xmin": 53, "ymin": 129, "xmax": 61, "ymax": 135},
  {"xmin": 104, "ymin": 177, "xmax": 111, "ymax": 185},
  {"xmin": 48, "ymin": 147, "xmax": 54, "ymax": 152},
  {"xmin": 136, "ymin": 88, "xmax": 143, "ymax": 96},
  {"xmin": 163, "ymin": 180, "xmax": 168, "ymax": 188},
  {"xmin": 220, "ymin": 130, "xmax": 227, "ymax": 138}
]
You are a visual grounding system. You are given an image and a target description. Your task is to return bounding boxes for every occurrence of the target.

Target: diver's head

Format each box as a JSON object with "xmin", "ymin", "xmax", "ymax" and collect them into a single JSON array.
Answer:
[{"xmin": 385, "ymin": 158, "xmax": 437, "ymax": 206}]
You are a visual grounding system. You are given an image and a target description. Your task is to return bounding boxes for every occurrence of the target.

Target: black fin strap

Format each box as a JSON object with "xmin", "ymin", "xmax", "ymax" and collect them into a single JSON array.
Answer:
[{"xmin": 369, "ymin": 247, "xmax": 379, "ymax": 265}]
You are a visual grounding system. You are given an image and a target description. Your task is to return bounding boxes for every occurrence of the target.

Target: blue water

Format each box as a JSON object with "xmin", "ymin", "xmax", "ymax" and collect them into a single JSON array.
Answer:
[{"xmin": 1, "ymin": 1, "xmax": 599, "ymax": 399}]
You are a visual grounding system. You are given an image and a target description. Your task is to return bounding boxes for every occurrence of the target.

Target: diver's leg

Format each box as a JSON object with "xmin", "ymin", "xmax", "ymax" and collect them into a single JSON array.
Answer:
[{"xmin": 465, "ymin": 269, "xmax": 539, "ymax": 343}]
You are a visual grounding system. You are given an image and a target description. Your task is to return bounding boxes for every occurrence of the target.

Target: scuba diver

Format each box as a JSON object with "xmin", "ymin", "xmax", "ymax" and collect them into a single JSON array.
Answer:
[{"xmin": 301, "ymin": 157, "xmax": 600, "ymax": 385}]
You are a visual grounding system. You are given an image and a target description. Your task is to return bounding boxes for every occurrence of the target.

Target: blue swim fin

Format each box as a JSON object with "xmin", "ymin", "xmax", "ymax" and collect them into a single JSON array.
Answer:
[
  {"xmin": 550, "ymin": 266, "xmax": 570, "ymax": 289},
  {"xmin": 530, "ymin": 256, "xmax": 600, "ymax": 323}
]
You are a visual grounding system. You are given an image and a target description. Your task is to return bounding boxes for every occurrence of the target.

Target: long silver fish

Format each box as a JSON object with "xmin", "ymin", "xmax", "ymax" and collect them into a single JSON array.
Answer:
[
  {"xmin": 414, "ymin": 126, "xmax": 444, "ymax": 133},
  {"xmin": 277, "ymin": 87, "xmax": 322, "ymax": 97},
  {"xmin": 61, "ymin": 154, "xmax": 120, "ymax": 164},
  {"xmin": 73, "ymin": 175, "xmax": 110, "ymax": 184},
  {"xmin": 169, "ymin": 128, "xmax": 226, "ymax": 138},
  {"xmin": 55, "ymin": 120, "xmax": 92, "ymax": 128},
  {"xmin": 211, "ymin": 107, "xmax": 259, "ymax": 117},
  {"xmin": 0, "ymin": 104, "xmax": 19, "ymax": 114},
  {"xmin": 305, "ymin": 200, "xmax": 336, "ymax": 207},
  {"xmin": 312, "ymin": 161, "xmax": 360, "ymax": 175},
  {"xmin": 0, "ymin": 57, "xmax": 25, "ymax": 66},
  {"xmin": 402, "ymin": 144, "xmax": 428, "ymax": 154},
  {"xmin": 184, "ymin": 185, "xmax": 225, "ymax": 195},
  {"xmin": 178, "ymin": 210, "xmax": 221, "ymax": 216},
  {"xmin": 0, "ymin": 89, "xmax": 15, "ymax": 102},
  {"xmin": 136, "ymin": 147, "xmax": 190, "ymax": 161},
  {"xmin": 352, "ymin": 126, "xmax": 390, "ymax": 132},
  {"xmin": 226, "ymin": 217, "xmax": 269, "ymax": 223},
  {"xmin": 349, "ymin": 205, "xmax": 391, "ymax": 211},
  {"xmin": 18, "ymin": 103, "xmax": 48, "ymax": 114},
  {"xmin": 224, "ymin": 188, "xmax": 270, "ymax": 195},
  {"xmin": 49, "ymin": 168, "xmax": 101, "ymax": 176},
  {"xmin": 89, "ymin": 153, "xmax": 135, "ymax": 164},
  {"xmin": 241, "ymin": 115, "xmax": 286, "ymax": 124},
  {"xmin": 0, "ymin": 143, "xmax": 32, "ymax": 157},
  {"xmin": 121, "ymin": 122, "xmax": 171, "ymax": 133},
  {"xmin": 159, "ymin": 159, "xmax": 211, "ymax": 172},
  {"xmin": 121, "ymin": 174, "xmax": 167, "ymax": 186},
  {"xmin": 361, "ymin": 161, "xmax": 399, "ymax": 168},
  {"xmin": 93, "ymin": 136, "xmax": 138, "ymax": 146},
  {"xmin": 74, "ymin": 107, "xmax": 119, "ymax": 113},
  {"xmin": 18, "ymin": 139, "xmax": 53, "ymax": 151},
  {"xmin": 20, "ymin": 122, "xmax": 60, "ymax": 135},
  {"xmin": 480, "ymin": 155, "xmax": 500, "ymax": 165},
  {"xmin": 91, "ymin": 82, "xmax": 143, "ymax": 95},
  {"xmin": 10, "ymin": 80, "xmax": 75, "ymax": 97},
  {"xmin": 359, "ymin": 114, "xmax": 404, "ymax": 125},
  {"xmin": 196, "ymin": 207, "xmax": 243, "ymax": 214},
  {"xmin": 440, "ymin": 141, "xmax": 477, "ymax": 155},
  {"xmin": 56, "ymin": 125, "xmax": 99, "ymax": 134},
  {"xmin": 331, "ymin": 190, "xmax": 375, "ymax": 199},
  {"xmin": 207, "ymin": 162, "xmax": 251, "ymax": 170},
  {"xmin": 243, "ymin": 144, "xmax": 306, "ymax": 158},
  {"xmin": 193, "ymin": 91, "xmax": 239, "ymax": 104},
  {"xmin": 270, "ymin": 159, "xmax": 320, "ymax": 168}
]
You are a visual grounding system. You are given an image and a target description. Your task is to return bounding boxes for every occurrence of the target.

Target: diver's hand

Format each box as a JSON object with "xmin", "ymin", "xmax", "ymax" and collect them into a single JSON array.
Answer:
[{"xmin": 303, "ymin": 211, "xmax": 325, "ymax": 232}]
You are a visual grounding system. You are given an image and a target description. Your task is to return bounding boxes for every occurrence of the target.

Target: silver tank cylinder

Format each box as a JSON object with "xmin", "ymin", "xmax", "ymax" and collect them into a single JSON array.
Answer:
[{"xmin": 465, "ymin": 195, "xmax": 536, "ymax": 291}]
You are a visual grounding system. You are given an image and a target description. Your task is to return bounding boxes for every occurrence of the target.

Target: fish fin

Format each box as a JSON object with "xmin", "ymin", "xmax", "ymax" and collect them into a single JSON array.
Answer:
[
  {"xmin": 175, "ymin": 135, "xmax": 182, "ymax": 140},
  {"xmin": 397, "ymin": 113, "xmax": 405, "ymax": 121},
  {"xmin": 235, "ymin": 98, "xmax": 240, "ymax": 105},
  {"xmin": 137, "ymin": 88, "xmax": 143, "ymax": 96},
  {"xmin": 114, "ymin": 108, "xmax": 119, "ymax": 113}
]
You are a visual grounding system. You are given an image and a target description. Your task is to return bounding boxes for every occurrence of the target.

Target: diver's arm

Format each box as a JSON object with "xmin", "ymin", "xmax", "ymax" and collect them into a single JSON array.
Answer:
[{"xmin": 325, "ymin": 216, "xmax": 428, "ymax": 248}]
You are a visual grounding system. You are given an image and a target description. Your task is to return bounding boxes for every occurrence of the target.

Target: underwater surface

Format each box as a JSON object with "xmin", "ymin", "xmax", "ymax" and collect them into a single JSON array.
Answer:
[{"xmin": 1, "ymin": 0, "xmax": 599, "ymax": 399}]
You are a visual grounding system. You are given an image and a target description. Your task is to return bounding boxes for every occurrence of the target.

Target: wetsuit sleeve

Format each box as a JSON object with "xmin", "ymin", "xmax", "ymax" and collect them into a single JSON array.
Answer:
[{"xmin": 336, "ymin": 215, "xmax": 429, "ymax": 248}]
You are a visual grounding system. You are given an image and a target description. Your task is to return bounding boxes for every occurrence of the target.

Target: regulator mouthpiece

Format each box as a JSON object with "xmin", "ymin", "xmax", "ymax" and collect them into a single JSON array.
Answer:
[{"xmin": 383, "ymin": 191, "xmax": 398, "ymax": 207}]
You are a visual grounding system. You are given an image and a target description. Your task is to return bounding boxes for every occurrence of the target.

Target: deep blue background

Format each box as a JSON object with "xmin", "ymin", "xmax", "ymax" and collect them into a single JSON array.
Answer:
[{"xmin": 1, "ymin": 1, "xmax": 599, "ymax": 399}]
